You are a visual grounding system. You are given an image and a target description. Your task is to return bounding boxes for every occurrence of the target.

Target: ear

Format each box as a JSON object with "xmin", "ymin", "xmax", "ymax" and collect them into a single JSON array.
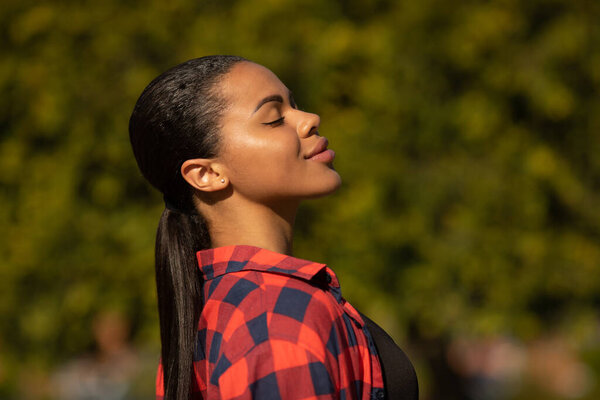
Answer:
[{"xmin": 180, "ymin": 158, "xmax": 228, "ymax": 192}]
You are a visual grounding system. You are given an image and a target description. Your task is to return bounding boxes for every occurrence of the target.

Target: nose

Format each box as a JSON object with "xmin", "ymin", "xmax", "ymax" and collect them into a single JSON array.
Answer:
[{"xmin": 296, "ymin": 111, "xmax": 320, "ymax": 138}]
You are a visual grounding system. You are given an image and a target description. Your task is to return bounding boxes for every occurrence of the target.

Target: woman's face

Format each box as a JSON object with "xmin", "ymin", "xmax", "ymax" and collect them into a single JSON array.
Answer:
[{"xmin": 215, "ymin": 61, "xmax": 342, "ymax": 204}]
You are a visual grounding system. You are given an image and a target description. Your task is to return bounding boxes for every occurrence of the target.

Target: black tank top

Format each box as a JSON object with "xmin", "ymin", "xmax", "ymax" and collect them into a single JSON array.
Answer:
[{"xmin": 360, "ymin": 312, "xmax": 419, "ymax": 400}]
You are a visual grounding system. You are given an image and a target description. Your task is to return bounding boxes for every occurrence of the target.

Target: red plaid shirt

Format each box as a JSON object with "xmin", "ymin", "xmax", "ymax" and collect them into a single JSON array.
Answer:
[{"xmin": 156, "ymin": 245, "xmax": 385, "ymax": 399}]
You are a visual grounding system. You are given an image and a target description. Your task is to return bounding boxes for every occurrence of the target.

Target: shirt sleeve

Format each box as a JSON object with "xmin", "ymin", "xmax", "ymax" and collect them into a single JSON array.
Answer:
[
  {"xmin": 156, "ymin": 339, "xmax": 339, "ymax": 400},
  {"xmin": 211, "ymin": 338, "xmax": 340, "ymax": 400}
]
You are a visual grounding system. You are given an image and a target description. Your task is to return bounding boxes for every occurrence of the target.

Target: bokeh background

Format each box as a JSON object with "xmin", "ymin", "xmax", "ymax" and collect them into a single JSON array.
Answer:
[{"xmin": 1, "ymin": 0, "xmax": 600, "ymax": 398}]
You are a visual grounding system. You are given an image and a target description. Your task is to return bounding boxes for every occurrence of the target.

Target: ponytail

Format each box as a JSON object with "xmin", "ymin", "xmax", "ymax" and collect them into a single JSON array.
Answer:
[{"xmin": 156, "ymin": 208, "xmax": 211, "ymax": 399}]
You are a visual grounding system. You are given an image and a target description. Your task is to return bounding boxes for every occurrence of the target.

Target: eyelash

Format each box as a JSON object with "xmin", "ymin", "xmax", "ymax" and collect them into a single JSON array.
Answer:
[{"xmin": 263, "ymin": 117, "xmax": 285, "ymax": 126}]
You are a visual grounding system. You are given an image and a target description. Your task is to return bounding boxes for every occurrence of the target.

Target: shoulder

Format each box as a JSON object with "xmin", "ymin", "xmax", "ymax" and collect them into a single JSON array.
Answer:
[
  {"xmin": 203, "ymin": 270, "xmax": 338, "ymax": 358},
  {"xmin": 200, "ymin": 271, "xmax": 343, "ymax": 398}
]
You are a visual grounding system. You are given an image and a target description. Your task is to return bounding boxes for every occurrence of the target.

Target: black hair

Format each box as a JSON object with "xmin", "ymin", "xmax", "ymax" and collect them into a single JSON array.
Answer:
[{"xmin": 128, "ymin": 55, "xmax": 246, "ymax": 399}]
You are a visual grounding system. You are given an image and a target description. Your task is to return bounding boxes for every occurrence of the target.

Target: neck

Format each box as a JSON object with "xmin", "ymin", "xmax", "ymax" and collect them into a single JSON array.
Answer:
[{"xmin": 201, "ymin": 197, "xmax": 299, "ymax": 256}]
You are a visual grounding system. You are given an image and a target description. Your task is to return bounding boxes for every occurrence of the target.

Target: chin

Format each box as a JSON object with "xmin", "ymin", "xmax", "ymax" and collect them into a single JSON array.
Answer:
[{"xmin": 306, "ymin": 171, "xmax": 342, "ymax": 199}]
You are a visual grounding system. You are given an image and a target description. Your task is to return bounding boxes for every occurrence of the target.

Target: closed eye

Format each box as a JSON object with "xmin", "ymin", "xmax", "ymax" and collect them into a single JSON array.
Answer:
[{"xmin": 262, "ymin": 117, "xmax": 285, "ymax": 126}]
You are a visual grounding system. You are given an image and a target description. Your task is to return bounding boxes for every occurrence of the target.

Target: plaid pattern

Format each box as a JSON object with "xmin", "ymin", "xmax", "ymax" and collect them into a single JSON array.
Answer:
[{"xmin": 156, "ymin": 245, "xmax": 385, "ymax": 399}]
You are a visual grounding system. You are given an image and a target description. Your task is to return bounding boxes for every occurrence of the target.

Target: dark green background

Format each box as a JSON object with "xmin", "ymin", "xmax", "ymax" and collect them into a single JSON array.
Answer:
[{"xmin": 2, "ymin": 0, "xmax": 599, "ymax": 398}]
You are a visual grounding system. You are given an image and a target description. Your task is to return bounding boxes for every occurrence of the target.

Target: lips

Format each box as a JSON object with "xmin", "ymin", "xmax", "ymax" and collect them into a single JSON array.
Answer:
[
  {"xmin": 305, "ymin": 137, "xmax": 329, "ymax": 159},
  {"xmin": 305, "ymin": 137, "xmax": 335, "ymax": 163}
]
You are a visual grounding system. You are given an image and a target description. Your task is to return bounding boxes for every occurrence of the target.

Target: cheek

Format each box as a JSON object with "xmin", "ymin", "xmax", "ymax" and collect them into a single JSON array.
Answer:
[{"xmin": 223, "ymin": 130, "xmax": 302, "ymax": 192}]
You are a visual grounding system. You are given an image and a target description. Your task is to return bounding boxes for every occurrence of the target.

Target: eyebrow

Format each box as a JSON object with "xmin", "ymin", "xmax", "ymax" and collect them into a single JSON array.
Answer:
[{"xmin": 252, "ymin": 91, "xmax": 295, "ymax": 114}]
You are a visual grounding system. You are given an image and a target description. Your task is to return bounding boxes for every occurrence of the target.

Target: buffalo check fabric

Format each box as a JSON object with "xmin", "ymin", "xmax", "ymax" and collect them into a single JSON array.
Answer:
[{"xmin": 156, "ymin": 245, "xmax": 385, "ymax": 399}]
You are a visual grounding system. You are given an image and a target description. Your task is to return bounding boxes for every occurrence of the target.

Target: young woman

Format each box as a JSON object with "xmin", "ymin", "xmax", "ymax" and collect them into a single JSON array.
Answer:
[{"xmin": 129, "ymin": 55, "xmax": 418, "ymax": 400}]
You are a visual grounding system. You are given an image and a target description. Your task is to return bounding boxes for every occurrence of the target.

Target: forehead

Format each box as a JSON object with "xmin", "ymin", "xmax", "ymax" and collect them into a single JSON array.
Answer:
[{"xmin": 219, "ymin": 62, "xmax": 288, "ymax": 113}]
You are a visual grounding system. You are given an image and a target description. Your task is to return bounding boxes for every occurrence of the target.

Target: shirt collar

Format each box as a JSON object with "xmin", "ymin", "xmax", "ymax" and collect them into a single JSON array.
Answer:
[{"xmin": 196, "ymin": 244, "xmax": 340, "ymax": 288}]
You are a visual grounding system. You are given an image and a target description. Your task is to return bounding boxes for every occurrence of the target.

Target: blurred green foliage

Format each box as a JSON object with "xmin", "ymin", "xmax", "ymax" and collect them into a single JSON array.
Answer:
[{"xmin": 1, "ymin": 0, "xmax": 599, "ymax": 398}]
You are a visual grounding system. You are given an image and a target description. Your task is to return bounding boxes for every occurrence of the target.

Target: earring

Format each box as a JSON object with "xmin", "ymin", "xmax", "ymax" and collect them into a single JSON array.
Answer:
[{"xmin": 220, "ymin": 178, "xmax": 225, "ymax": 183}]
